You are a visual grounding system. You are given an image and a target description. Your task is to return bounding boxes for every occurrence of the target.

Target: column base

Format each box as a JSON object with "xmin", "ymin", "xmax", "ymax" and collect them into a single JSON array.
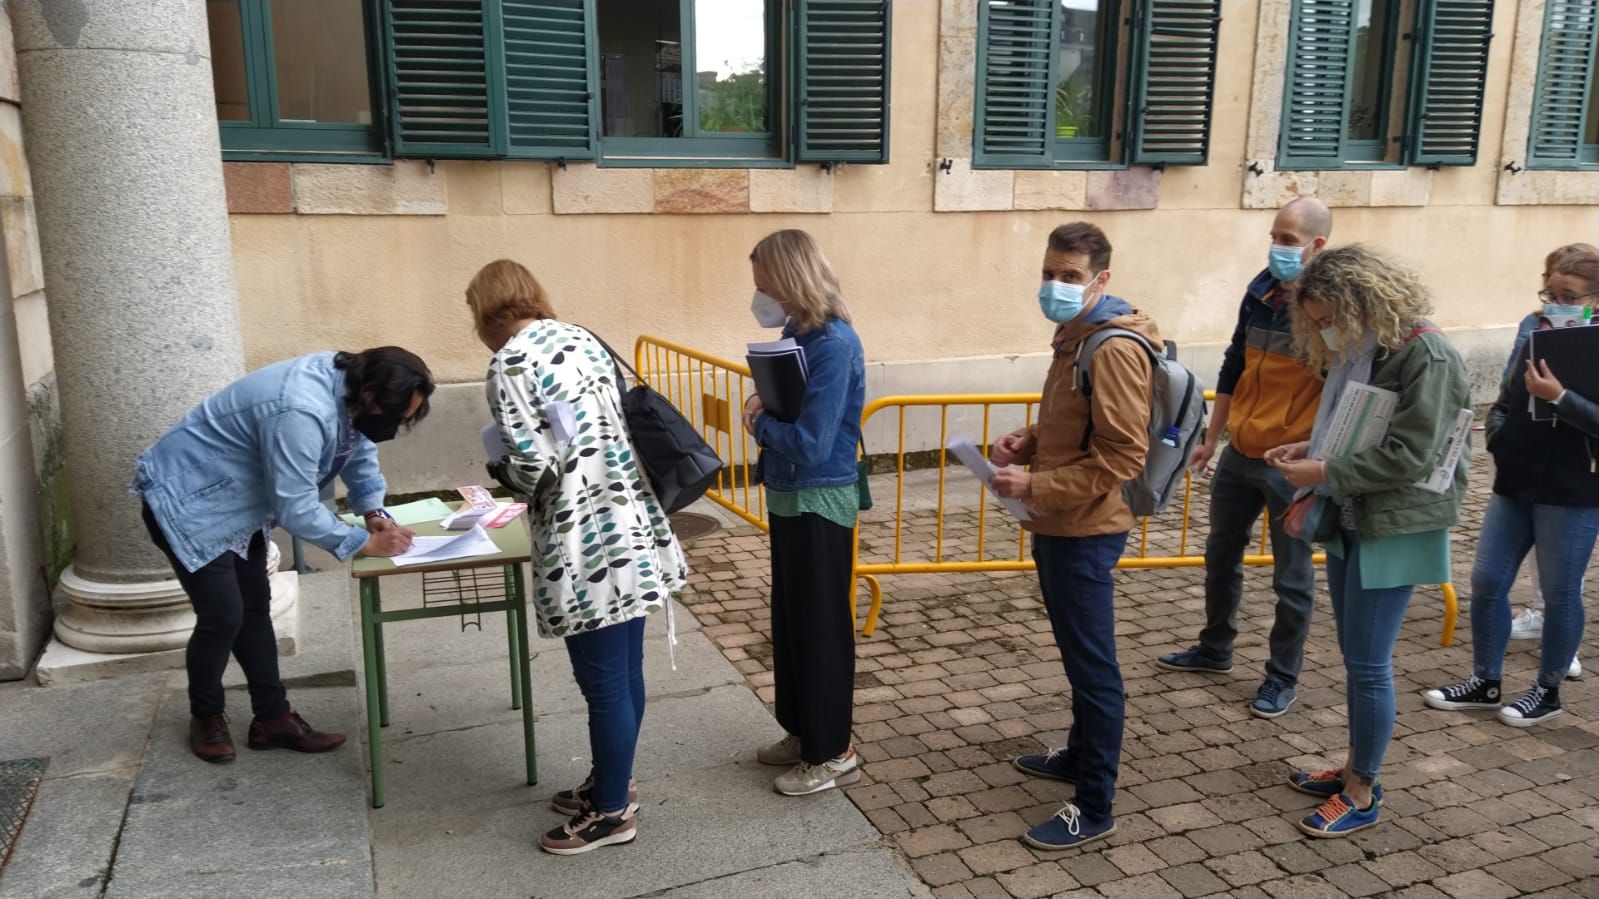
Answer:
[{"xmin": 36, "ymin": 544, "xmax": 298, "ymax": 686}]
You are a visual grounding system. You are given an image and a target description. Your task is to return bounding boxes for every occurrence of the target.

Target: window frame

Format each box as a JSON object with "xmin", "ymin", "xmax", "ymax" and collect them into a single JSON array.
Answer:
[
  {"xmin": 1341, "ymin": 0, "xmax": 1403, "ymax": 164},
  {"xmin": 1048, "ymin": 0, "xmax": 1124, "ymax": 165},
  {"xmin": 1526, "ymin": 0, "xmax": 1599, "ymax": 171},
  {"xmin": 594, "ymin": 0, "xmax": 787, "ymax": 167},
  {"xmin": 217, "ymin": 0, "xmax": 390, "ymax": 163}
]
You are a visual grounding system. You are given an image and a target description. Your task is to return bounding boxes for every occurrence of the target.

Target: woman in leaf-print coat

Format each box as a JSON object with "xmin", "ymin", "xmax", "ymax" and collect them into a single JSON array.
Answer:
[{"xmin": 467, "ymin": 260, "xmax": 688, "ymax": 857}]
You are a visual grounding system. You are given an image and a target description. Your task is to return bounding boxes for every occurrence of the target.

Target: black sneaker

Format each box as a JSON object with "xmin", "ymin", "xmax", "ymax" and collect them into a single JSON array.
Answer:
[
  {"xmin": 539, "ymin": 805, "xmax": 638, "ymax": 855},
  {"xmin": 1155, "ymin": 646, "xmax": 1233, "ymax": 674},
  {"xmin": 1498, "ymin": 684, "xmax": 1562, "ymax": 727},
  {"xmin": 1422, "ymin": 674, "xmax": 1501, "ymax": 711}
]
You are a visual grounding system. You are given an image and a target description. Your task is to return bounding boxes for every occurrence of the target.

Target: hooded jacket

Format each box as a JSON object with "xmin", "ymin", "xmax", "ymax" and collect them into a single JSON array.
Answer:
[
  {"xmin": 1216, "ymin": 270, "xmax": 1324, "ymax": 458},
  {"xmin": 1015, "ymin": 295, "xmax": 1158, "ymax": 537}
]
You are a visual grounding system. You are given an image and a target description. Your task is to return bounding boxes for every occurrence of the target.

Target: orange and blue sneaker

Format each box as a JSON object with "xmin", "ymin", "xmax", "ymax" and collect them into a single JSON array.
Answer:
[
  {"xmin": 1288, "ymin": 770, "xmax": 1384, "ymax": 803},
  {"xmin": 1298, "ymin": 792, "xmax": 1380, "ymax": 838}
]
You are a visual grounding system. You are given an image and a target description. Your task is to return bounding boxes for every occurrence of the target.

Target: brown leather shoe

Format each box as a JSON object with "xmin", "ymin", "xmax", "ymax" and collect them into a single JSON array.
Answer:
[
  {"xmin": 247, "ymin": 711, "xmax": 347, "ymax": 753},
  {"xmin": 190, "ymin": 713, "xmax": 236, "ymax": 763}
]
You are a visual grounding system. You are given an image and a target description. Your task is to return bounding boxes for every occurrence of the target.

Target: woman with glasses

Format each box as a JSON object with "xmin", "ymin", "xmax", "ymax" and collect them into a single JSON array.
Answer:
[{"xmin": 1425, "ymin": 247, "xmax": 1599, "ymax": 728}]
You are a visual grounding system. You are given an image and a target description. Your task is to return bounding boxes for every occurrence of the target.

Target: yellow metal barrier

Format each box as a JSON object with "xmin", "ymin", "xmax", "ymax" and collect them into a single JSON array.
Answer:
[{"xmin": 633, "ymin": 337, "xmax": 1459, "ymax": 648}]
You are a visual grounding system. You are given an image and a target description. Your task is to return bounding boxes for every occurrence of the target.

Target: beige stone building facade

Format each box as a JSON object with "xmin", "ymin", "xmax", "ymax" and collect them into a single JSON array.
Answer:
[{"xmin": 1, "ymin": 0, "xmax": 1597, "ymax": 674}]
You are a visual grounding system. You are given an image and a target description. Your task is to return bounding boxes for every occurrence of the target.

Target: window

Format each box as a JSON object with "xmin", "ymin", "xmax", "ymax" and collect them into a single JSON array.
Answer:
[
  {"xmin": 1527, "ymin": 0, "xmax": 1599, "ymax": 169},
  {"xmin": 208, "ymin": 0, "xmax": 384, "ymax": 159},
  {"xmin": 1277, "ymin": 0, "xmax": 1495, "ymax": 170},
  {"xmin": 594, "ymin": 0, "xmax": 781, "ymax": 162},
  {"xmin": 974, "ymin": 0, "xmax": 1223, "ymax": 170},
  {"xmin": 383, "ymin": 0, "xmax": 890, "ymax": 167}
]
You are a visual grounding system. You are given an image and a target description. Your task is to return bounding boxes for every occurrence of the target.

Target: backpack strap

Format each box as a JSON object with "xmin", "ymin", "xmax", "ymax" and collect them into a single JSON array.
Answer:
[
  {"xmin": 570, "ymin": 323, "xmax": 639, "ymax": 389},
  {"xmin": 1403, "ymin": 325, "xmax": 1442, "ymax": 345},
  {"xmin": 1074, "ymin": 328, "xmax": 1163, "ymax": 452}
]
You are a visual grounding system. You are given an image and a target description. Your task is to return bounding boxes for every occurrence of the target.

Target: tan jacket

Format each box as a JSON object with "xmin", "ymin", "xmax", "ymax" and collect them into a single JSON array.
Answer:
[{"xmin": 1013, "ymin": 301, "xmax": 1158, "ymax": 537}]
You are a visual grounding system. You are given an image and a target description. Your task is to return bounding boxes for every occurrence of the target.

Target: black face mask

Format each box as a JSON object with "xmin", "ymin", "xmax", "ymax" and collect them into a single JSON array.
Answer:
[{"xmin": 354, "ymin": 413, "xmax": 402, "ymax": 443}]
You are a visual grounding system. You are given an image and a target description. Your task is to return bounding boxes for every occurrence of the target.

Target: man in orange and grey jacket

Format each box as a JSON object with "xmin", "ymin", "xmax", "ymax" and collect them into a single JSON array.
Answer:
[
  {"xmin": 990, "ymin": 221, "xmax": 1157, "ymax": 852},
  {"xmin": 1157, "ymin": 197, "xmax": 1331, "ymax": 720}
]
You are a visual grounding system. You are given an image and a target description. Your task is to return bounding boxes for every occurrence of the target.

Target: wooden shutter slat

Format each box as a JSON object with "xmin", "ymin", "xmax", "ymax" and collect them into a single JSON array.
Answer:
[
  {"xmin": 1408, "ymin": 0, "xmax": 1495, "ymax": 166},
  {"xmin": 387, "ymin": 0, "xmax": 499, "ymax": 157},
  {"xmin": 797, "ymin": 0, "xmax": 892, "ymax": 163},
  {"xmin": 1277, "ymin": 0, "xmax": 1357, "ymax": 169},
  {"xmin": 500, "ymin": 0, "xmax": 596, "ymax": 160},
  {"xmin": 974, "ymin": 0, "xmax": 1055, "ymax": 167},
  {"xmin": 1528, "ymin": 0, "xmax": 1599, "ymax": 167}
]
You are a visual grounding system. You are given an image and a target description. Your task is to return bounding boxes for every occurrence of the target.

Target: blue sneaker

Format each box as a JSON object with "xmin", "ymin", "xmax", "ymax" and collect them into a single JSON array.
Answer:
[
  {"xmin": 1297, "ymin": 792, "xmax": 1381, "ymax": 838},
  {"xmin": 1250, "ymin": 679, "xmax": 1298, "ymax": 719},
  {"xmin": 1155, "ymin": 647, "xmax": 1233, "ymax": 673},
  {"xmin": 1022, "ymin": 802, "xmax": 1116, "ymax": 851},
  {"xmin": 1013, "ymin": 748, "xmax": 1077, "ymax": 783},
  {"xmin": 1289, "ymin": 771, "xmax": 1384, "ymax": 804}
]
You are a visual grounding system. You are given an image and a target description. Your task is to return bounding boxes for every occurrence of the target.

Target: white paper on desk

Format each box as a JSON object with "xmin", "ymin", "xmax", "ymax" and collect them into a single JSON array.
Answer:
[
  {"xmin": 389, "ymin": 525, "xmax": 500, "ymax": 567},
  {"xmin": 947, "ymin": 436, "xmax": 1034, "ymax": 521}
]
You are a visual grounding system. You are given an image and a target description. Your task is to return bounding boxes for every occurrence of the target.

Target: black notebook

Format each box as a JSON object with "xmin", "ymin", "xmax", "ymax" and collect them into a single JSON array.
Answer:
[
  {"xmin": 1529, "ymin": 325, "xmax": 1599, "ymax": 421},
  {"xmin": 747, "ymin": 339, "xmax": 808, "ymax": 423}
]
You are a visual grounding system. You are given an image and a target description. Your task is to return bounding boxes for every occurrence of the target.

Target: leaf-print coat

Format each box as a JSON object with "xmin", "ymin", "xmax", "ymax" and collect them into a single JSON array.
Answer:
[{"xmin": 487, "ymin": 320, "xmax": 689, "ymax": 638}]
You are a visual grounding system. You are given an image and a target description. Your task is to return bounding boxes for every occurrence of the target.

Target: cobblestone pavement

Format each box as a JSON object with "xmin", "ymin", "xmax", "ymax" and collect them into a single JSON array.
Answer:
[{"xmin": 678, "ymin": 468, "xmax": 1598, "ymax": 898}]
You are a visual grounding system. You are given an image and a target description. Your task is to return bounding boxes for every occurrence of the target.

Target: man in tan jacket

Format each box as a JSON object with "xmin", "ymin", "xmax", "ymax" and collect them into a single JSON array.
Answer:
[{"xmin": 991, "ymin": 222, "xmax": 1156, "ymax": 851}]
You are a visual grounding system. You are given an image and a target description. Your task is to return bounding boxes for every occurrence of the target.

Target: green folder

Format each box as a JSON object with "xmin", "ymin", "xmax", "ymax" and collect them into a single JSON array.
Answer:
[{"xmin": 339, "ymin": 497, "xmax": 454, "ymax": 528}]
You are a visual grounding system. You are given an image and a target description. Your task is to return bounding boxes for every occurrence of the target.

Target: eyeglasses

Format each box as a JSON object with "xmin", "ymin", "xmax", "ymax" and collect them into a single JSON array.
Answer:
[{"xmin": 1538, "ymin": 288, "xmax": 1599, "ymax": 304}]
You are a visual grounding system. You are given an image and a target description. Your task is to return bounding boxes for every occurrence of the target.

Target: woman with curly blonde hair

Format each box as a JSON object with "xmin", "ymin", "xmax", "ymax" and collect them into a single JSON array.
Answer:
[{"xmin": 1263, "ymin": 244, "xmax": 1470, "ymax": 838}]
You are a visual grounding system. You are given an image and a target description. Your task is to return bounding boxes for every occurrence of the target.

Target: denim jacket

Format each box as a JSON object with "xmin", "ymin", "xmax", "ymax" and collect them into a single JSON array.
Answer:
[
  {"xmin": 132, "ymin": 352, "xmax": 386, "ymax": 572},
  {"xmin": 754, "ymin": 317, "xmax": 866, "ymax": 492}
]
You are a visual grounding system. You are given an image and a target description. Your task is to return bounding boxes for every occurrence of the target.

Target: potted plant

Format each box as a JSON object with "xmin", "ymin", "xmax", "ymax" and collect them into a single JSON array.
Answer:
[{"xmin": 1054, "ymin": 81, "xmax": 1094, "ymax": 138}]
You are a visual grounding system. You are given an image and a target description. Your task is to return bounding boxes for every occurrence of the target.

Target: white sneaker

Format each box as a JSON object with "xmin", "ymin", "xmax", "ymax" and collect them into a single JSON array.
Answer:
[
  {"xmin": 1568, "ymin": 655, "xmax": 1582, "ymax": 680},
  {"xmin": 1509, "ymin": 609, "xmax": 1543, "ymax": 640},
  {"xmin": 773, "ymin": 749, "xmax": 861, "ymax": 796}
]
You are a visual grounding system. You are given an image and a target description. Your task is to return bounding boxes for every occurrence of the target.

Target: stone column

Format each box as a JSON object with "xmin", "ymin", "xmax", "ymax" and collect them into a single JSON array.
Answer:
[{"xmin": 14, "ymin": 0, "xmax": 292, "ymax": 658}]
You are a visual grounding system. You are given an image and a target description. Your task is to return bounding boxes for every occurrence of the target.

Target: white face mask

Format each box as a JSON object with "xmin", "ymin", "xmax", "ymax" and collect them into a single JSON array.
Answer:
[
  {"xmin": 750, "ymin": 290, "xmax": 787, "ymax": 328},
  {"xmin": 1320, "ymin": 326, "xmax": 1342, "ymax": 353}
]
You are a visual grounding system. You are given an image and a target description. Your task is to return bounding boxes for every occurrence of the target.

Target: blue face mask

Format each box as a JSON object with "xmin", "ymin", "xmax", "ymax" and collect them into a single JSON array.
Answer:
[
  {"xmin": 1038, "ymin": 280, "xmax": 1087, "ymax": 324},
  {"xmin": 1268, "ymin": 244, "xmax": 1306, "ymax": 282}
]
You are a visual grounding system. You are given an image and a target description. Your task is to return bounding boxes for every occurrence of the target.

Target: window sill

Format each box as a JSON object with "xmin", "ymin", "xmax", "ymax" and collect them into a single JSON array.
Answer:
[
  {"xmin": 223, "ymin": 149, "xmax": 392, "ymax": 165},
  {"xmin": 551, "ymin": 163, "xmax": 833, "ymax": 214},
  {"xmin": 596, "ymin": 156, "xmax": 795, "ymax": 170}
]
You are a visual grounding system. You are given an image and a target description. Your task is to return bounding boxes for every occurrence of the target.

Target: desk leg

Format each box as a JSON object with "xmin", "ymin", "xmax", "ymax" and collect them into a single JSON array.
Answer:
[
  {"xmin": 373, "ymin": 586, "xmax": 390, "ymax": 728},
  {"xmin": 511, "ymin": 562, "xmax": 538, "ymax": 786},
  {"xmin": 359, "ymin": 578, "xmax": 386, "ymax": 809},
  {"xmin": 504, "ymin": 564, "xmax": 523, "ymax": 711}
]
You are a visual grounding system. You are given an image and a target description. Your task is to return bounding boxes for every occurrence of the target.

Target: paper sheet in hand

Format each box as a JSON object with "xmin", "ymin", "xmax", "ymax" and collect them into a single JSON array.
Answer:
[
  {"xmin": 389, "ymin": 525, "xmax": 502, "ymax": 567},
  {"xmin": 946, "ymin": 436, "xmax": 1033, "ymax": 521},
  {"xmin": 1316, "ymin": 382, "xmax": 1396, "ymax": 461},
  {"xmin": 482, "ymin": 424, "xmax": 508, "ymax": 460}
]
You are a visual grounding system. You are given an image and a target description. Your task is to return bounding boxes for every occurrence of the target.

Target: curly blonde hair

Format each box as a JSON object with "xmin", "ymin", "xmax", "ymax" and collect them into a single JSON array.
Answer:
[{"xmin": 1290, "ymin": 244, "xmax": 1434, "ymax": 370}]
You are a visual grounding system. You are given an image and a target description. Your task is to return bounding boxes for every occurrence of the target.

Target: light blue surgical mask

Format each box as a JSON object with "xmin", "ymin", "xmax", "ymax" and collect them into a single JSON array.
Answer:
[
  {"xmin": 1038, "ymin": 280, "xmax": 1087, "ymax": 323},
  {"xmin": 1268, "ymin": 244, "xmax": 1306, "ymax": 282},
  {"xmin": 1542, "ymin": 302, "xmax": 1588, "ymax": 325}
]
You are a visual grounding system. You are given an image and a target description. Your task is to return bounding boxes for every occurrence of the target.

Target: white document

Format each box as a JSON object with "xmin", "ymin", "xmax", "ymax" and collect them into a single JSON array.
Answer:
[
  {"xmin": 1415, "ymin": 408, "xmax": 1474, "ymax": 494},
  {"xmin": 547, "ymin": 400, "xmax": 577, "ymax": 445},
  {"xmin": 946, "ymin": 436, "xmax": 1034, "ymax": 522},
  {"xmin": 1315, "ymin": 382, "xmax": 1396, "ymax": 461},
  {"xmin": 389, "ymin": 525, "xmax": 501, "ymax": 567}
]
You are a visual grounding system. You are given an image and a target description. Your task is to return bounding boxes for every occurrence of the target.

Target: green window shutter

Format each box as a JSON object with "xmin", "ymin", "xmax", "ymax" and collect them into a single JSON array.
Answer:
[
  {"xmin": 1528, "ymin": 0, "xmax": 1599, "ymax": 168},
  {"xmin": 1278, "ymin": 0, "xmax": 1357, "ymax": 169},
  {"xmin": 386, "ymin": 0, "xmax": 502, "ymax": 158},
  {"xmin": 1407, "ymin": 0, "xmax": 1495, "ymax": 167},
  {"xmin": 974, "ymin": 0, "xmax": 1057, "ymax": 168},
  {"xmin": 796, "ymin": 0, "xmax": 892, "ymax": 164},
  {"xmin": 500, "ymin": 0, "xmax": 598, "ymax": 160},
  {"xmin": 1128, "ymin": 0, "xmax": 1223, "ymax": 166}
]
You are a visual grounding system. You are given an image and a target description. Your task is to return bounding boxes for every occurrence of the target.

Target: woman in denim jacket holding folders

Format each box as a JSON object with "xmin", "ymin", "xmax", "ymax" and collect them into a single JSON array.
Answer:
[{"xmin": 740, "ymin": 230, "xmax": 867, "ymax": 798}]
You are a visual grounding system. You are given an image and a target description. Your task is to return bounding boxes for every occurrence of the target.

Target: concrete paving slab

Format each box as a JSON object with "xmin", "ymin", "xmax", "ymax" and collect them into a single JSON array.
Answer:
[
  {"xmin": 0, "ymin": 772, "xmax": 133, "ymax": 898},
  {"xmin": 371, "ymin": 760, "xmax": 882, "ymax": 898},
  {"xmin": 104, "ymin": 685, "xmax": 372, "ymax": 897},
  {"xmin": 0, "ymin": 675, "xmax": 164, "ymax": 779},
  {"xmin": 664, "ymin": 844, "xmax": 931, "ymax": 899},
  {"xmin": 368, "ymin": 683, "xmax": 776, "ymax": 812},
  {"xmin": 373, "ymin": 630, "xmax": 744, "ymax": 738}
]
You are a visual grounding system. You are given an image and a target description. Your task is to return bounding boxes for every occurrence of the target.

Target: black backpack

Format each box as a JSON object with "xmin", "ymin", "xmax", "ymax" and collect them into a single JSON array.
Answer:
[{"xmin": 578, "ymin": 328, "xmax": 725, "ymax": 514}]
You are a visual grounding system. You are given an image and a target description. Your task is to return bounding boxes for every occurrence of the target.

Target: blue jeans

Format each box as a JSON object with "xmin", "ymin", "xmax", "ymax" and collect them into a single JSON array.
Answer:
[
  {"xmin": 1200, "ymin": 447, "xmax": 1317, "ymax": 686},
  {"xmin": 1325, "ymin": 530, "xmax": 1412, "ymax": 783},
  {"xmin": 565, "ymin": 616, "xmax": 647, "ymax": 812},
  {"xmin": 1470, "ymin": 495, "xmax": 1598, "ymax": 688},
  {"xmin": 1032, "ymin": 531, "xmax": 1128, "ymax": 827}
]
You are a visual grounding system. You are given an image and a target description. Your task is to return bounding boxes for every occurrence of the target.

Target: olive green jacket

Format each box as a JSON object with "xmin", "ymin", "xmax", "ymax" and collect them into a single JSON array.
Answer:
[{"xmin": 1323, "ymin": 326, "xmax": 1471, "ymax": 540}]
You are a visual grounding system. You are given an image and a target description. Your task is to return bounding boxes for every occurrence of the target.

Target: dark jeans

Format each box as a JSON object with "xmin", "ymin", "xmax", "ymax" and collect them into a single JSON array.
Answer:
[
  {"xmin": 141, "ymin": 503, "xmax": 289, "ymax": 721},
  {"xmin": 1199, "ymin": 446, "xmax": 1316, "ymax": 686},
  {"xmin": 1470, "ymin": 495, "xmax": 1597, "ymax": 688},
  {"xmin": 564, "ymin": 616, "xmax": 647, "ymax": 813},
  {"xmin": 1033, "ymin": 530, "xmax": 1128, "ymax": 828},
  {"xmin": 770, "ymin": 512, "xmax": 856, "ymax": 764},
  {"xmin": 1325, "ymin": 529, "xmax": 1412, "ymax": 782}
]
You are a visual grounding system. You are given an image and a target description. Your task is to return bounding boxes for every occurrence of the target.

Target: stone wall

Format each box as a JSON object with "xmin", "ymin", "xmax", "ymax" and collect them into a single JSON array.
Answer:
[{"xmin": 0, "ymin": 1, "xmax": 59, "ymax": 679}]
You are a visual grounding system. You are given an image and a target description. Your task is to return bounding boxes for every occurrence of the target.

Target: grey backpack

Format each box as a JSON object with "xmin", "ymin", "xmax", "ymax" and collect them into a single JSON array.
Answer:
[{"xmin": 1074, "ymin": 329, "xmax": 1207, "ymax": 517}]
